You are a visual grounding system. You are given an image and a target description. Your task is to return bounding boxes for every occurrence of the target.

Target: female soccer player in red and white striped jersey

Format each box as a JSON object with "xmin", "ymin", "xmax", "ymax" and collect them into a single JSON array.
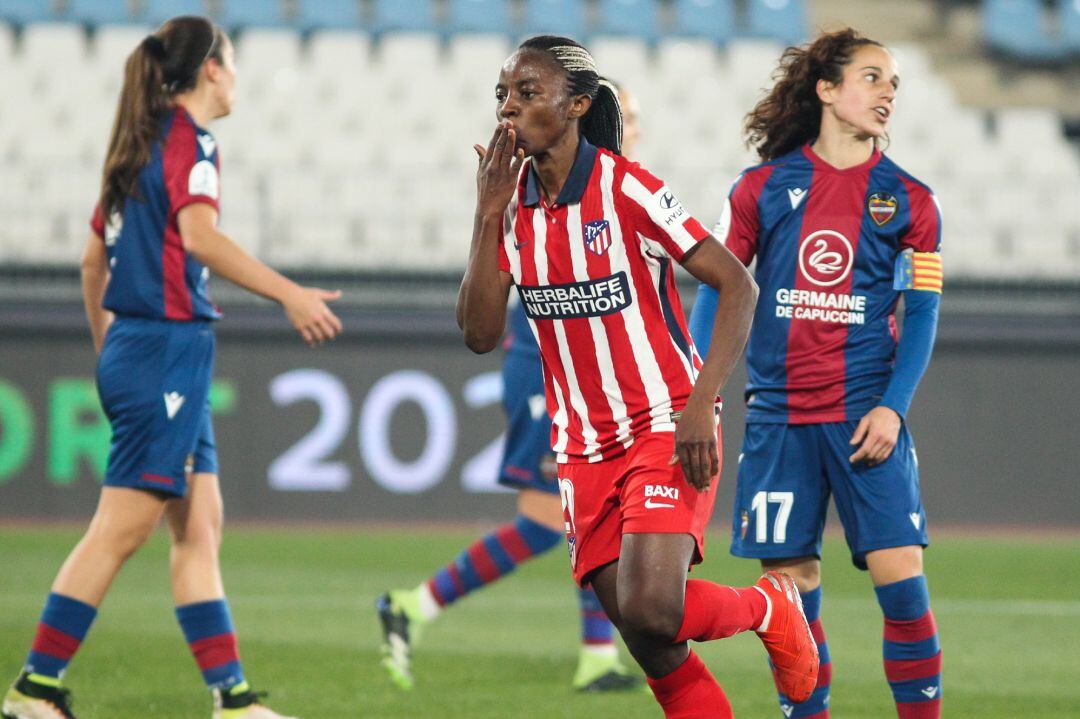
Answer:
[{"xmin": 458, "ymin": 35, "xmax": 818, "ymax": 718}]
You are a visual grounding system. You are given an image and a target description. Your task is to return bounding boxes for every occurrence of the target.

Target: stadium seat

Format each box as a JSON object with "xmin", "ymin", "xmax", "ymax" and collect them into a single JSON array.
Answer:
[
  {"xmin": 143, "ymin": 0, "xmax": 208, "ymax": 27},
  {"xmin": 671, "ymin": 0, "xmax": 735, "ymax": 45},
  {"xmin": 446, "ymin": 0, "xmax": 513, "ymax": 36},
  {"xmin": 596, "ymin": 0, "xmax": 661, "ymax": 41},
  {"xmin": 1060, "ymin": 0, "xmax": 1080, "ymax": 55},
  {"xmin": 94, "ymin": 24, "xmax": 151, "ymax": 68},
  {"xmin": 982, "ymin": 0, "xmax": 1065, "ymax": 62},
  {"xmin": 522, "ymin": 0, "xmax": 587, "ymax": 40},
  {"xmin": 371, "ymin": 0, "xmax": 438, "ymax": 35},
  {"xmin": 0, "ymin": 0, "xmax": 60, "ymax": 25},
  {"xmin": 217, "ymin": 0, "xmax": 289, "ymax": 29},
  {"xmin": 295, "ymin": 0, "xmax": 362, "ymax": 31},
  {"xmin": 589, "ymin": 36, "xmax": 651, "ymax": 84},
  {"xmin": 69, "ymin": 0, "xmax": 137, "ymax": 25},
  {"xmin": 745, "ymin": 0, "xmax": 807, "ymax": 46}
]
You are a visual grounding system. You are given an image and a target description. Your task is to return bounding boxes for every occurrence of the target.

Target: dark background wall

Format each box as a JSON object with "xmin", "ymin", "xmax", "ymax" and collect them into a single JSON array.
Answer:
[{"xmin": 1, "ymin": 302, "xmax": 1077, "ymax": 527}]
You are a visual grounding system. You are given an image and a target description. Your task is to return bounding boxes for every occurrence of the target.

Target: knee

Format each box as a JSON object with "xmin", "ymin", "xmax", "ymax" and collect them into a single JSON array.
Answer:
[
  {"xmin": 618, "ymin": 591, "xmax": 684, "ymax": 644},
  {"xmin": 88, "ymin": 519, "xmax": 155, "ymax": 561},
  {"xmin": 171, "ymin": 517, "xmax": 223, "ymax": 554},
  {"xmin": 762, "ymin": 557, "xmax": 821, "ymax": 593}
]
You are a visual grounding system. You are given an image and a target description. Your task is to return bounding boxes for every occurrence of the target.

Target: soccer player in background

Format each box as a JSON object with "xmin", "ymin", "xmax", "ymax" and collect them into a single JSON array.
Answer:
[
  {"xmin": 689, "ymin": 28, "xmax": 944, "ymax": 719},
  {"xmin": 2, "ymin": 16, "xmax": 340, "ymax": 719},
  {"xmin": 376, "ymin": 84, "xmax": 646, "ymax": 695},
  {"xmin": 458, "ymin": 35, "xmax": 818, "ymax": 718}
]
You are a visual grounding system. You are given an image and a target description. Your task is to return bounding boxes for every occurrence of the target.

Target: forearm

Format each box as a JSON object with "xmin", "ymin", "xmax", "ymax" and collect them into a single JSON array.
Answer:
[
  {"xmin": 881, "ymin": 290, "xmax": 940, "ymax": 419},
  {"xmin": 688, "ymin": 271, "xmax": 757, "ymax": 408},
  {"xmin": 80, "ymin": 265, "xmax": 112, "ymax": 353},
  {"xmin": 187, "ymin": 228, "xmax": 298, "ymax": 305},
  {"xmin": 688, "ymin": 282, "xmax": 719, "ymax": 357},
  {"xmin": 457, "ymin": 210, "xmax": 507, "ymax": 352}
]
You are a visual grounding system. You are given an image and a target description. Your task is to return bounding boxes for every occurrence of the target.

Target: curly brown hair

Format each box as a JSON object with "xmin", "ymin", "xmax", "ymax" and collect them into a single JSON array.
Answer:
[{"xmin": 744, "ymin": 28, "xmax": 884, "ymax": 162}]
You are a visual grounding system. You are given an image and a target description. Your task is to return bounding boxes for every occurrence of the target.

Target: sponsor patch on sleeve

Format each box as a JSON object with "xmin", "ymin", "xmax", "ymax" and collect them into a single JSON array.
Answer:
[
  {"xmin": 188, "ymin": 160, "xmax": 219, "ymax": 200},
  {"xmin": 893, "ymin": 249, "xmax": 943, "ymax": 293}
]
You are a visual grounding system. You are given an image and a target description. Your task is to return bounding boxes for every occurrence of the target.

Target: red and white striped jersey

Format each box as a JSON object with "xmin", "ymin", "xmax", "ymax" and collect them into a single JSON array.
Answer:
[{"xmin": 497, "ymin": 138, "xmax": 711, "ymax": 464}]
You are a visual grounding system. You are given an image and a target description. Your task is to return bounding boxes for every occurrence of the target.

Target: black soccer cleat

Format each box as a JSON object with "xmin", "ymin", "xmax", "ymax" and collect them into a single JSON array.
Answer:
[
  {"xmin": 2, "ymin": 672, "xmax": 77, "ymax": 719},
  {"xmin": 376, "ymin": 592, "xmax": 415, "ymax": 690}
]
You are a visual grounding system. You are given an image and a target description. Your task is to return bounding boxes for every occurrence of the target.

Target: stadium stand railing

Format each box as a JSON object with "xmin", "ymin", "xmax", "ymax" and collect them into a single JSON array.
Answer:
[{"xmin": 0, "ymin": 1, "xmax": 1078, "ymax": 287}]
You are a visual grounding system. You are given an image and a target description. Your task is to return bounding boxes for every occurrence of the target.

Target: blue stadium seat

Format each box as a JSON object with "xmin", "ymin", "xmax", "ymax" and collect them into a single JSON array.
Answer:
[
  {"xmin": 296, "ymin": 0, "xmax": 361, "ymax": 31},
  {"xmin": 447, "ymin": 0, "xmax": 512, "ymax": 36},
  {"xmin": 596, "ymin": 0, "xmax": 660, "ymax": 41},
  {"xmin": 983, "ymin": 0, "xmax": 1065, "ymax": 61},
  {"xmin": 143, "ymin": 0, "xmax": 207, "ymax": 27},
  {"xmin": 522, "ymin": 0, "xmax": 587, "ymax": 40},
  {"xmin": 218, "ymin": 0, "xmax": 288, "ymax": 29},
  {"xmin": 0, "ymin": 0, "xmax": 61, "ymax": 25},
  {"xmin": 745, "ymin": 0, "xmax": 807, "ymax": 46},
  {"xmin": 69, "ymin": 0, "xmax": 136, "ymax": 25},
  {"xmin": 671, "ymin": 0, "xmax": 734, "ymax": 45},
  {"xmin": 1060, "ymin": 0, "xmax": 1080, "ymax": 55},
  {"xmin": 371, "ymin": 0, "xmax": 438, "ymax": 34}
]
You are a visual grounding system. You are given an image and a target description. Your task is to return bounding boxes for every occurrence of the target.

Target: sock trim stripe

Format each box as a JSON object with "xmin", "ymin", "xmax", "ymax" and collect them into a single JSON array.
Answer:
[
  {"xmin": 884, "ymin": 651, "xmax": 942, "ymax": 682},
  {"xmin": 426, "ymin": 578, "xmax": 449, "ymax": 607},
  {"xmin": 817, "ymin": 661, "xmax": 832, "ymax": 687},
  {"xmin": 190, "ymin": 633, "xmax": 240, "ymax": 671},
  {"xmin": 808, "ymin": 618, "xmax": 826, "ymax": 644},
  {"xmin": 30, "ymin": 624, "xmax": 81, "ymax": 660},
  {"xmin": 466, "ymin": 542, "xmax": 502, "ymax": 584},
  {"xmin": 511, "ymin": 516, "xmax": 563, "ymax": 554},
  {"xmin": 884, "ymin": 611, "xmax": 937, "ymax": 642},
  {"xmin": 494, "ymin": 525, "xmax": 534, "ymax": 563},
  {"xmin": 481, "ymin": 533, "xmax": 518, "ymax": 575},
  {"xmin": 888, "ymin": 674, "xmax": 942, "ymax": 701},
  {"xmin": 884, "ymin": 635, "xmax": 940, "ymax": 661},
  {"xmin": 40, "ymin": 594, "xmax": 97, "ymax": 639}
]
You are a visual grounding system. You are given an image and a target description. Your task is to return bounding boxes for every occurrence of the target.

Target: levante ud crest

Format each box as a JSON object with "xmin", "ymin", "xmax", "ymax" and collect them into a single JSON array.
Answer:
[
  {"xmin": 584, "ymin": 219, "xmax": 612, "ymax": 256},
  {"xmin": 868, "ymin": 192, "xmax": 898, "ymax": 226}
]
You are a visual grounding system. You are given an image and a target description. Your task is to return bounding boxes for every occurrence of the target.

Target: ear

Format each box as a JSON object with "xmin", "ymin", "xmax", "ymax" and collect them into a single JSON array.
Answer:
[
  {"xmin": 567, "ymin": 93, "xmax": 593, "ymax": 121},
  {"xmin": 203, "ymin": 57, "xmax": 223, "ymax": 84},
  {"xmin": 816, "ymin": 77, "xmax": 836, "ymax": 106}
]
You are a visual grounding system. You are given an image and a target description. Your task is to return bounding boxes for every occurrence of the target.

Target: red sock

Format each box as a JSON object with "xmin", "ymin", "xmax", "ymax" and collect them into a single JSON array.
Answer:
[
  {"xmin": 676, "ymin": 580, "xmax": 767, "ymax": 643},
  {"xmin": 646, "ymin": 651, "xmax": 733, "ymax": 719}
]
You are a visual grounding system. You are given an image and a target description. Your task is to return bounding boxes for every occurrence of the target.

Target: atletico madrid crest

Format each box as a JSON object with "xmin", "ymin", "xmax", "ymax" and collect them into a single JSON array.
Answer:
[
  {"xmin": 868, "ymin": 192, "xmax": 898, "ymax": 226},
  {"xmin": 583, "ymin": 219, "xmax": 612, "ymax": 256}
]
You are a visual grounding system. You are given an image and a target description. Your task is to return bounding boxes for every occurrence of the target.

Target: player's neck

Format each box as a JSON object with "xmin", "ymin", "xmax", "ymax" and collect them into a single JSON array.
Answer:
[
  {"xmin": 810, "ymin": 129, "xmax": 875, "ymax": 171},
  {"xmin": 173, "ymin": 92, "xmax": 215, "ymax": 128},
  {"xmin": 531, "ymin": 132, "xmax": 581, "ymax": 205}
]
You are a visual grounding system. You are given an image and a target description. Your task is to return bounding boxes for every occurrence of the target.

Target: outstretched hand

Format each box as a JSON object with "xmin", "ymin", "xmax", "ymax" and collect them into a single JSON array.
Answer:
[
  {"xmin": 474, "ymin": 121, "xmax": 526, "ymax": 217},
  {"xmin": 849, "ymin": 405, "xmax": 902, "ymax": 465},
  {"xmin": 283, "ymin": 286, "xmax": 343, "ymax": 347}
]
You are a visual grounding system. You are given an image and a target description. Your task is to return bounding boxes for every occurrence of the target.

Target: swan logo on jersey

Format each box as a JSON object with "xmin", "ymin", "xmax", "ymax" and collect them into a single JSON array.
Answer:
[
  {"xmin": 583, "ymin": 219, "xmax": 612, "ymax": 256},
  {"xmin": 798, "ymin": 230, "xmax": 854, "ymax": 287},
  {"xmin": 868, "ymin": 192, "xmax": 898, "ymax": 226},
  {"xmin": 518, "ymin": 272, "xmax": 631, "ymax": 320}
]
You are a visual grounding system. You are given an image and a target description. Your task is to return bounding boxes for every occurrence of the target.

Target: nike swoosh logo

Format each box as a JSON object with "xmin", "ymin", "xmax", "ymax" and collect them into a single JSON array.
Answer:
[
  {"xmin": 514, "ymin": 240, "xmax": 530, "ymax": 249},
  {"xmin": 644, "ymin": 498, "xmax": 675, "ymax": 509}
]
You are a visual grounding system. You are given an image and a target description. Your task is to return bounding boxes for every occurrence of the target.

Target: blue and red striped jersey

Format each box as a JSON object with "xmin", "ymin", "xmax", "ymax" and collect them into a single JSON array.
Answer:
[
  {"xmin": 719, "ymin": 144, "xmax": 942, "ymax": 423},
  {"xmin": 91, "ymin": 106, "xmax": 222, "ymax": 322}
]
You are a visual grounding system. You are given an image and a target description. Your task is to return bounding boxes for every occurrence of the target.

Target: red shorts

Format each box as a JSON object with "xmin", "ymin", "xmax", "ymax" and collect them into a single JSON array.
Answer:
[{"xmin": 558, "ymin": 427, "xmax": 720, "ymax": 586}]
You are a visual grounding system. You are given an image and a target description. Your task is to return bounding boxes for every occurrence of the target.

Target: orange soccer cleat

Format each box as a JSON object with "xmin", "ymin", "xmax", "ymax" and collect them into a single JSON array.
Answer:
[{"xmin": 753, "ymin": 571, "xmax": 820, "ymax": 704}]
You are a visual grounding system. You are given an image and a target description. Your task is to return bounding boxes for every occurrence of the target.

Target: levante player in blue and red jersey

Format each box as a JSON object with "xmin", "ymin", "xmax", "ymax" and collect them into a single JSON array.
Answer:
[
  {"xmin": 690, "ymin": 29, "xmax": 944, "ymax": 719},
  {"xmin": 3, "ymin": 16, "xmax": 339, "ymax": 719}
]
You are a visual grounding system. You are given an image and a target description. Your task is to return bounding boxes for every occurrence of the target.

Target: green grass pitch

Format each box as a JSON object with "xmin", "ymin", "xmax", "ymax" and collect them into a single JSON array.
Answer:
[{"xmin": 2, "ymin": 526, "xmax": 1078, "ymax": 718}]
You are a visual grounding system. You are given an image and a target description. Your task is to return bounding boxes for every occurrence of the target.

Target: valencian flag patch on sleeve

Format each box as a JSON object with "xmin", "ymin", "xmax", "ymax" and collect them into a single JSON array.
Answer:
[{"xmin": 894, "ymin": 249, "xmax": 943, "ymax": 293}]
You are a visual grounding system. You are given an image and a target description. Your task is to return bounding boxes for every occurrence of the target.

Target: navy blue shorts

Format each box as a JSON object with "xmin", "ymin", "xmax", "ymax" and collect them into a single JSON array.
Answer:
[
  {"xmin": 730, "ymin": 421, "xmax": 928, "ymax": 570},
  {"xmin": 498, "ymin": 350, "xmax": 557, "ymax": 495},
  {"xmin": 96, "ymin": 316, "xmax": 218, "ymax": 498}
]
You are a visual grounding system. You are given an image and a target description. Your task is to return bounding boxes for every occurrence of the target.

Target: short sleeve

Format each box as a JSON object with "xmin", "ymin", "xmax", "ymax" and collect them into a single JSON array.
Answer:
[
  {"xmin": 165, "ymin": 125, "xmax": 221, "ymax": 220},
  {"xmin": 90, "ymin": 203, "xmax": 105, "ymax": 237},
  {"xmin": 619, "ymin": 163, "xmax": 709, "ymax": 262},
  {"xmin": 719, "ymin": 171, "xmax": 767, "ymax": 265}
]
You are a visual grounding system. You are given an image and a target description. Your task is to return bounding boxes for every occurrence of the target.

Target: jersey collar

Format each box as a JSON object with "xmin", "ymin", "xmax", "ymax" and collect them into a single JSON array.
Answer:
[
  {"xmin": 801, "ymin": 142, "xmax": 882, "ymax": 174},
  {"xmin": 523, "ymin": 136, "xmax": 598, "ymax": 208}
]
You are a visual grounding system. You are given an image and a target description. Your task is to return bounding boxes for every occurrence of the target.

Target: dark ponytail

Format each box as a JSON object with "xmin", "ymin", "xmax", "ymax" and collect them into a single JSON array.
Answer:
[
  {"xmin": 744, "ymin": 28, "xmax": 884, "ymax": 161},
  {"xmin": 100, "ymin": 16, "xmax": 224, "ymax": 217},
  {"xmin": 518, "ymin": 35, "xmax": 623, "ymax": 155}
]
